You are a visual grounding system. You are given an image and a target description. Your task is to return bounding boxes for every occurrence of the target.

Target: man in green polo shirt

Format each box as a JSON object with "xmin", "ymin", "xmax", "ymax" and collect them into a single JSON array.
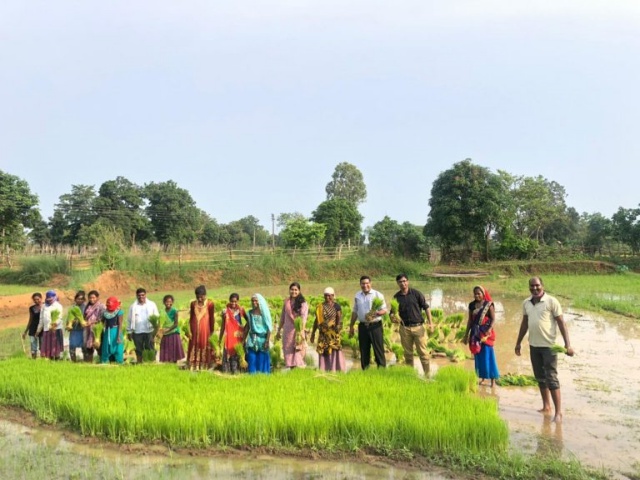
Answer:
[{"xmin": 515, "ymin": 277, "xmax": 574, "ymax": 423}]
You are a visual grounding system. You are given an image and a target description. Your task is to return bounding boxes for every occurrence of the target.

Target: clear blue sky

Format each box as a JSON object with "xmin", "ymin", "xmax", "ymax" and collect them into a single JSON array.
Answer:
[{"xmin": 2, "ymin": 1, "xmax": 638, "ymax": 231}]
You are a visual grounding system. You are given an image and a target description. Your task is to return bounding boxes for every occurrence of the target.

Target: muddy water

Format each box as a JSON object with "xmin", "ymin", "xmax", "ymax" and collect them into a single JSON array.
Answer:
[{"xmin": 2, "ymin": 281, "xmax": 639, "ymax": 476}]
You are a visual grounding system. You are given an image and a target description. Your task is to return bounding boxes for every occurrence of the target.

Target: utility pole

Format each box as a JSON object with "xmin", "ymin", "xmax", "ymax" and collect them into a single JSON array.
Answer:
[{"xmin": 271, "ymin": 213, "xmax": 275, "ymax": 251}]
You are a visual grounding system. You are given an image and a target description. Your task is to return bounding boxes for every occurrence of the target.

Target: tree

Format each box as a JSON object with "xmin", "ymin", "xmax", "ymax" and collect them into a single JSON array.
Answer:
[
  {"xmin": 223, "ymin": 216, "xmax": 269, "ymax": 248},
  {"xmin": 325, "ymin": 162, "xmax": 367, "ymax": 206},
  {"xmin": 368, "ymin": 216, "xmax": 428, "ymax": 258},
  {"xmin": 94, "ymin": 177, "xmax": 151, "ymax": 245},
  {"xmin": 50, "ymin": 185, "xmax": 97, "ymax": 245},
  {"xmin": 612, "ymin": 206, "xmax": 640, "ymax": 255},
  {"xmin": 199, "ymin": 212, "xmax": 225, "ymax": 246},
  {"xmin": 279, "ymin": 218, "xmax": 326, "ymax": 249},
  {"xmin": 312, "ymin": 198, "xmax": 363, "ymax": 247},
  {"xmin": 581, "ymin": 212, "xmax": 612, "ymax": 255},
  {"xmin": 144, "ymin": 181, "xmax": 202, "ymax": 246},
  {"xmin": 277, "ymin": 212, "xmax": 306, "ymax": 229},
  {"xmin": 0, "ymin": 170, "xmax": 40, "ymax": 252},
  {"xmin": 425, "ymin": 159, "xmax": 506, "ymax": 261}
]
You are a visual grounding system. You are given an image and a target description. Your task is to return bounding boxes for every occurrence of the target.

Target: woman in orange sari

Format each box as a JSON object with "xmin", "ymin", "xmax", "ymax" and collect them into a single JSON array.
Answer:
[
  {"xmin": 187, "ymin": 285, "xmax": 215, "ymax": 370},
  {"xmin": 219, "ymin": 293, "xmax": 248, "ymax": 374}
]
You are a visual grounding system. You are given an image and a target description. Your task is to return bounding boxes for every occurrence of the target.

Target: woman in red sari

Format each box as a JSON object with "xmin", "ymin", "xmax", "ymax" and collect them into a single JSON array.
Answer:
[
  {"xmin": 219, "ymin": 293, "xmax": 248, "ymax": 374},
  {"xmin": 187, "ymin": 285, "xmax": 215, "ymax": 371}
]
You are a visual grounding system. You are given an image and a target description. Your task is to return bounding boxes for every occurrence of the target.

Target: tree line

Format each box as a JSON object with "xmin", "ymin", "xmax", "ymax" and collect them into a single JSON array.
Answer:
[{"xmin": 1, "ymin": 159, "xmax": 639, "ymax": 262}]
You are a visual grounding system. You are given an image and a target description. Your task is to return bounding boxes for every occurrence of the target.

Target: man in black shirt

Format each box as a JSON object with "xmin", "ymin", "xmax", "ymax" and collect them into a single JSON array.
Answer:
[{"xmin": 392, "ymin": 274, "xmax": 433, "ymax": 376}]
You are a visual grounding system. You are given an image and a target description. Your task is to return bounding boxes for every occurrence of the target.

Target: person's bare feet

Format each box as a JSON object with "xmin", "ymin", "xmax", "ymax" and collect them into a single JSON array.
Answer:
[
  {"xmin": 552, "ymin": 413, "xmax": 563, "ymax": 423},
  {"xmin": 490, "ymin": 379, "xmax": 495, "ymax": 387},
  {"xmin": 538, "ymin": 407, "xmax": 552, "ymax": 415},
  {"xmin": 478, "ymin": 379, "xmax": 486, "ymax": 386}
]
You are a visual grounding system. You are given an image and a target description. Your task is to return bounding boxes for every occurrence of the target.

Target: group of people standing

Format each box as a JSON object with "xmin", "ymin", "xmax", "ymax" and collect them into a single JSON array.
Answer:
[{"xmin": 21, "ymin": 275, "xmax": 573, "ymax": 421}]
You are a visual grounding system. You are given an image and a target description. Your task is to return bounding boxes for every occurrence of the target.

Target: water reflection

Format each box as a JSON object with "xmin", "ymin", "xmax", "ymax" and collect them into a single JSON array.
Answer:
[{"xmin": 536, "ymin": 418, "xmax": 564, "ymax": 459}]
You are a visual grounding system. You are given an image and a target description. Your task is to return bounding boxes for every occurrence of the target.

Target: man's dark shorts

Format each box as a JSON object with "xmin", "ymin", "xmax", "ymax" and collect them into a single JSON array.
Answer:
[{"xmin": 530, "ymin": 346, "xmax": 559, "ymax": 390}]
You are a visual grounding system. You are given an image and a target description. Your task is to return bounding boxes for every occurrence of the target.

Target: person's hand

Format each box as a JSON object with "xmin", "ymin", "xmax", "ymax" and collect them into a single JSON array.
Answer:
[
  {"xmin": 126, "ymin": 334, "xmax": 132, "ymax": 342},
  {"xmin": 234, "ymin": 331, "xmax": 243, "ymax": 339},
  {"xmin": 462, "ymin": 336, "xmax": 468, "ymax": 345},
  {"xmin": 275, "ymin": 331, "xmax": 281, "ymax": 341},
  {"xmin": 117, "ymin": 336, "xmax": 122, "ymax": 344},
  {"xmin": 348, "ymin": 326, "xmax": 355, "ymax": 338},
  {"xmin": 515, "ymin": 344, "xmax": 521, "ymax": 356},
  {"xmin": 310, "ymin": 334, "xmax": 315, "ymax": 344},
  {"xmin": 21, "ymin": 332, "xmax": 26, "ymax": 340},
  {"xmin": 390, "ymin": 313, "xmax": 400, "ymax": 324},
  {"xmin": 566, "ymin": 346, "xmax": 575, "ymax": 357}
]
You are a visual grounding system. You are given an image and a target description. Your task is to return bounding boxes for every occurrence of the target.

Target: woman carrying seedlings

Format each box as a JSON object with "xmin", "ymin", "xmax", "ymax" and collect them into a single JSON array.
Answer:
[
  {"xmin": 464, "ymin": 286, "xmax": 499, "ymax": 386},
  {"xmin": 100, "ymin": 296, "xmax": 124, "ymax": 364},
  {"xmin": 82, "ymin": 290, "xmax": 105, "ymax": 363},
  {"xmin": 187, "ymin": 285, "xmax": 215, "ymax": 371},
  {"xmin": 219, "ymin": 293, "xmax": 248, "ymax": 374},
  {"xmin": 310, "ymin": 287, "xmax": 346, "ymax": 372},
  {"xmin": 245, "ymin": 293, "xmax": 272, "ymax": 374},
  {"xmin": 276, "ymin": 282, "xmax": 309, "ymax": 368},
  {"xmin": 36, "ymin": 290, "xmax": 64, "ymax": 360},
  {"xmin": 66, "ymin": 290, "xmax": 87, "ymax": 362},
  {"xmin": 159, "ymin": 295, "xmax": 185, "ymax": 363}
]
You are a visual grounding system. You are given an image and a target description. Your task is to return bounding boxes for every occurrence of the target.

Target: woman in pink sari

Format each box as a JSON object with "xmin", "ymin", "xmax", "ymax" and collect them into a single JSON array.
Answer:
[
  {"xmin": 276, "ymin": 282, "xmax": 308, "ymax": 368},
  {"xmin": 187, "ymin": 285, "xmax": 215, "ymax": 371}
]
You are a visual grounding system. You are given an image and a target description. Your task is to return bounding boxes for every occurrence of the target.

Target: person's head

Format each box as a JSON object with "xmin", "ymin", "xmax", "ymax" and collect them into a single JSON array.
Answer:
[
  {"xmin": 106, "ymin": 296, "xmax": 121, "ymax": 313},
  {"xmin": 289, "ymin": 282, "xmax": 305, "ymax": 314},
  {"xmin": 74, "ymin": 290, "xmax": 86, "ymax": 306},
  {"xmin": 136, "ymin": 288, "xmax": 147, "ymax": 304},
  {"xmin": 395, "ymin": 274, "xmax": 409, "ymax": 292},
  {"xmin": 228, "ymin": 293, "xmax": 240, "ymax": 308},
  {"xmin": 87, "ymin": 290, "xmax": 99, "ymax": 305},
  {"xmin": 251, "ymin": 294, "xmax": 260, "ymax": 310},
  {"xmin": 32, "ymin": 293, "xmax": 42, "ymax": 306},
  {"xmin": 163, "ymin": 294, "xmax": 174, "ymax": 309},
  {"xmin": 529, "ymin": 277, "xmax": 544, "ymax": 298},
  {"xmin": 323, "ymin": 287, "xmax": 335, "ymax": 302},
  {"xmin": 359, "ymin": 276, "xmax": 372, "ymax": 294},
  {"xmin": 473, "ymin": 286, "xmax": 486, "ymax": 302},
  {"xmin": 45, "ymin": 290, "xmax": 57, "ymax": 305},
  {"xmin": 195, "ymin": 285, "xmax": 207, "ymax": 303}
]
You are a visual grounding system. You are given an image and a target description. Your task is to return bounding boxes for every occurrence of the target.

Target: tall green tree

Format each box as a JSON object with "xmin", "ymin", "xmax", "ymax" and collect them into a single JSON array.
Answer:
[
  {"xmin": 325, "ymin": 162, "xmax": 367, "ymax": 206},
  {"xmin": 223, "ymin": 216, "xmax": 269, "ymax": 248},
  {"xmin": 312, "ymin": 198, "xmax": 363, "ymax": 247},
  {"xmin": 425, "ymin": 159, "xmax": 506, "ymax": 261},
  {"xmin": 94, "ymin": 177, "xmax": 151, "ymax": 245},
  {"xmin": 50, "ymin": 185, "xmax": 97, "ymax": 245},
  {"xmin": 612, "ymin": 206, "xmax": 640, "ymax": 255},
  {"xmin": 580, "ymin": 212, "xmax": 612, "ymax": 255},
  {"xmin": 0, "ymin": 170, "xmax": 40, "ymax": 252},
  {"xmin": 368, "ymin": 216, "xmax": 429, "ymax": 259},
  {"xmin": 279, "ymin": 218, "xmax": 326, "ymax": 249},
  {"xmin": 144, "ymin": 181, "xmax": 202, "ymax": 246}
]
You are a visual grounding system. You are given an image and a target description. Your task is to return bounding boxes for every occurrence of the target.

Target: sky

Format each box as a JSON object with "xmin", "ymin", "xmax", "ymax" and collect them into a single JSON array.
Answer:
[{"xmin": 1, "ymin": 1, "xmax": 639, "ymax": 232}]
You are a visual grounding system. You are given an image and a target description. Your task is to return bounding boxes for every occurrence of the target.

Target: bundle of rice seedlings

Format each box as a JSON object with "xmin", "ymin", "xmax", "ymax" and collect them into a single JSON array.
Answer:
[
  {"xmin": 427, "ymin": 338, "xmax": 440, "ymax": 351},
  {"xmin": 234, "ymin": 343, "xmax": 248, "ymax": 369},
  {"xmin": 428, "ymin": 326, "xmax": 440, "ymax": 339},
  {"xmin": 496, "ymin": 373, "xmax": 537, "ymax": 387},
  {"xmin": 447, "ymin": 348, "xmax": 468, "ymax": 363},
  {"xmin": 454, "ymin": 328, "xmax": 467, "ymax": 342},
  {"xmin": 293, "ymin": 317, "xmax": 303, "ymax": 347},
  {"xmin": 142, "ymin": 349, "xmax": 156, "ymax": 363},
  {"xmin": 270, "ymin": 343, "xmax": 283, "ymax": 369},
  {"xmin": 550, "ymin": 344, "xmax": 568, "ymax": 354},
  {"xmin": 93, "ymin": 322, "xmax": 104, "ymax": 349},
  {"xmin": 50, "ymin": 309, "xmax": 61, "ymax": 328},
  {"xmin": 66, "ymin": 305, "xmax": 86, "ymax": 330},
  {"xmin": 390, "ymin": 343, "xmax": 404, "ymax": 363},
  {"xmin": 431, "ymin": 308, "xmax": 444, "ymax": 323},
  {"xmin": 148, "ymin": 314, "xmax": 161, "ymax": 333},
  {"xmin": 366, "ymin": 298, "xmax": 384, "ymax": 322},
  {"xmin": 441, "ymin": 325, "xmax": 452, "ymax": 342},
  {"xmin": 208, "ymin": 334, "xmax": 222, "ymax": 360},
  {"xmin": 445, "ymin": 313, "xmax": 465, "ymax": 328},
  {"xmin": 389, "ymin": 298, "xmax": 402, "ymax": 325}
]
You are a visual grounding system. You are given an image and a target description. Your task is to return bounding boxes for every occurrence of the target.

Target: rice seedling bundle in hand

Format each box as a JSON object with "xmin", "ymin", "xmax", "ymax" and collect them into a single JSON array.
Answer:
[
  {"xmin": 293, "ymin": 317, "xmax": 304, "ymax": 349},
  {"xmin": 208, "ymin": 334, "xmax": 222, "ymax": 362},
  {"xmin": 389, "ymin": 299, "xmax": 402, "ymax": 324},
  {"xmin": 366, "ymin": 298, "xmax": 384, "ymax": 322},
  {"xmin": 93, "ymin": 322, "xmax": 104, "ymax": 349},
  {"xmin": 270, "ymin": 343, "xmax": 283, "ymax": 369},
  {"xmin": 148, "ymin": 314, "xmax": 161, "ymax": 334},
  {"xmin": 50, "ymin": 309, "xmax": 61, "ymax": 327},
  {"xmin": 66, "ymin": 305, "xmax": 85, "ymax": 331},
  {"xmin": 551, "ymin": 344, "xmax": 568, "ymax": 354},
  {"xmin": 234, "ymin": 343, "xmax": 248, "ymax": 369}
]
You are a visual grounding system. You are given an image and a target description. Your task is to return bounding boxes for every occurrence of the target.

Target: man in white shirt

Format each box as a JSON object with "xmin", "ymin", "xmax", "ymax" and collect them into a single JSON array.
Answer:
[
  {"xmin": 349, "ymin": 275, "xmax": 387, "ymax": 370},
  {"xmin": 515, "ymin": 277, "xmax": 574, "ymax": 423},
  {"xmin": 127, "ymin": 288, "xmax": 160, "ymax": 364}
]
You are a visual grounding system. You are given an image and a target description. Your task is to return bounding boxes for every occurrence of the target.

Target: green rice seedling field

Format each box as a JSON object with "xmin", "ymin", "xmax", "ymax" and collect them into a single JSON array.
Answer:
[{"xmin": 0, "ymin": 358, "xmax": 507, "ymax": 455}]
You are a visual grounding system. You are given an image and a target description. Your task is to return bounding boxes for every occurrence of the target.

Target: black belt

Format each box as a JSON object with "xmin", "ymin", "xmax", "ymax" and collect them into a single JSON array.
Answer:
[{"xmin": 403, "ymin": 323, "xmax": 424, "ymax": 327}]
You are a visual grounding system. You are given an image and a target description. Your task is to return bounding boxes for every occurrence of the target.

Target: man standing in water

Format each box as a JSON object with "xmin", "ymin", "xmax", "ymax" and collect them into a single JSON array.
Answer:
[
  {"xmin": 515, "ymin": 277, "xmax": 574, "ymax": 423},
  {"xmin": 392, "ymin": 274, "xmax": 434, "ymax": 376},
  {"xmin": 349, "ymin": 275, "xmax": 387, "ymax": 369}
]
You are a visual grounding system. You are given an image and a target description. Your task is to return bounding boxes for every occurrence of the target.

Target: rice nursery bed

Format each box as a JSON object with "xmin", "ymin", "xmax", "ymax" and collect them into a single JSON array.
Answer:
[{"xmin": 0, "ymin": 359, "xmax": 508, "ymax": 456}]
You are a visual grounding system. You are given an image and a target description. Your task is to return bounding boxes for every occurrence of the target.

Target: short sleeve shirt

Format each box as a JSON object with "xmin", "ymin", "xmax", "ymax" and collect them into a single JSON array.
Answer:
[
  {"xmin": 353, "ymin": 289, "xmax": 386, "ymax": 323},
  {"xmin": 523, "ymin": 293, "xmax": 563, "ymax": 347}
]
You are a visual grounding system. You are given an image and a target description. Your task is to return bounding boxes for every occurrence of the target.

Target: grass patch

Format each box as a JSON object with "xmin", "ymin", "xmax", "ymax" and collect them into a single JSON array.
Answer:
[
  {"xmin": 0, "ymin": 360, "xmax": 506, "ymax": 455},
  {"xmin": 0, "ymin": 328, "xmax": 24, "ymax": 359}
]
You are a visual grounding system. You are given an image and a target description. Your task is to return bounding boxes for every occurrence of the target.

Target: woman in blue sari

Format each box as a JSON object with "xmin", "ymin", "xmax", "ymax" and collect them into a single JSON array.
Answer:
[
  {"xmin": 100, "ymin": 296, "xmax": 124, "ymax": 364},
  {"xmin": 464, "ymin": 286, "xmax": 500, "ymax": 386},
  {"xmin": 244, "ymin": 294, "xmax": 272, "ymax": 374}
]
